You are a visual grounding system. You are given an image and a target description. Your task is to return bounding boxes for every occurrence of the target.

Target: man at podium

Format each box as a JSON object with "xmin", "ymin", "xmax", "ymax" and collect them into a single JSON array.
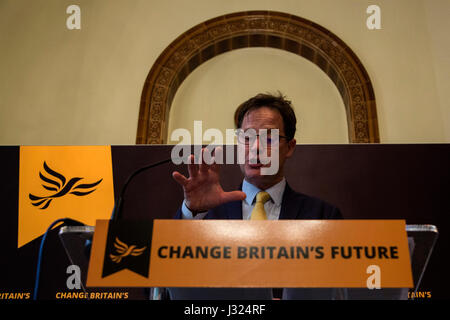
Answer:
[
  {"xmin": 170, "ymin": 93, "xmax": 343, "ymax": 300},
  {"xmin": 172, "ymin": 92, "xmax": 342, "ymax": 221}
]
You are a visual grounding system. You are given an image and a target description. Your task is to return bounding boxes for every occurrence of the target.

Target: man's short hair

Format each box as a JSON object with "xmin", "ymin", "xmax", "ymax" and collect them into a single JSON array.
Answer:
[{"xmin": 234, "ymin": 92, "xmax": 297, "ymax": 140}]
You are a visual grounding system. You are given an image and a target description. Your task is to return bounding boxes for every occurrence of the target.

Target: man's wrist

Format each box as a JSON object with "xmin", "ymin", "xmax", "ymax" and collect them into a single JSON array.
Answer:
[
  {"xmin": 185, "ymin": 202, "xmax": 207, "ymax": 216},
  {"xmin": 182, "ymin": 200, "xmax": 208, "ymax": 219}
]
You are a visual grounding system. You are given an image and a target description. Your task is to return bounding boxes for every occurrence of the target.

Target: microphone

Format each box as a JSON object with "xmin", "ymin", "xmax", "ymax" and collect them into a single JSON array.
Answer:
[
  {"xmin": 35, "ymin": 155, "xmax": 183, "ymax": 299},
  {"xmin": 84, "ymin": 157, "xmax": 177, "ymax": 267},
  {"xmin": 110, "ymin": 157, "xmax": 174, "ymax": 221}
]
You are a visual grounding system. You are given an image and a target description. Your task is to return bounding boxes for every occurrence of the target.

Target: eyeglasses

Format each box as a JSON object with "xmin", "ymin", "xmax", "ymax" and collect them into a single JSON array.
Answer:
[{"xmin": 235, "ymin": 129, "xmax": 289, "ymax": 146}]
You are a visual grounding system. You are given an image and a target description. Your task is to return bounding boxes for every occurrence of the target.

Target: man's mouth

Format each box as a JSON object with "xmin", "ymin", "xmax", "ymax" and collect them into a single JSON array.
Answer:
[{"xmin": 248, "ymin": 161, "xmax": 263, "ymax": 169}]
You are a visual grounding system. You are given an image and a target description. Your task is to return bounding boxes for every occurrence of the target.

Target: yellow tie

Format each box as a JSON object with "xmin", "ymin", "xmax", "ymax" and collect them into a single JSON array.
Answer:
[{"xmin": 250, "ymin": 191, "xmax": 271, "ymax": 220}]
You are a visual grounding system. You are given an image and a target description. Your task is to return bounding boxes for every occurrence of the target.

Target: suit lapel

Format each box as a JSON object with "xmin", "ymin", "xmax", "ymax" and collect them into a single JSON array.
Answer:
[
  {"xmin": 279, "ymin": 183, "xmax": 302, "ymax": 220},
  {"xmin": 226, "ymin": 200, "xmax": 243, "ymax": 219}
]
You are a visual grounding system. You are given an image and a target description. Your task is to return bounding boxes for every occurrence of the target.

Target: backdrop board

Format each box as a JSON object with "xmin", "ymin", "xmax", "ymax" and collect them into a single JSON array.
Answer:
[{"xmin": 0, "ymin": 144, "xmax": 448, "ymax": 299}]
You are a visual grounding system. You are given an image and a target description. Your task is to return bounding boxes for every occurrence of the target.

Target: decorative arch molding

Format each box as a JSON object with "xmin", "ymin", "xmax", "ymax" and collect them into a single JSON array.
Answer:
[{"xmin": 136, "ymin": 11, "xmax": 379, "ymax": 144}]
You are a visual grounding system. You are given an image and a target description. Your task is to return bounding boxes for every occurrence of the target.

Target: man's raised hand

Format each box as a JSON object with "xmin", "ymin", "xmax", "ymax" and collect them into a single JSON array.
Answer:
[{"xmin": 172, "ymin": 147, "xmax": 246, "ymax": 213}]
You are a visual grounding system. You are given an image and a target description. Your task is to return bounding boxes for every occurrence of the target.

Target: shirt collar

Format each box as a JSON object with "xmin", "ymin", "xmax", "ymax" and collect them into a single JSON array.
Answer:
[{"xmin": 242, "ymin": 178, "xmax": 286, "ymax": 206}]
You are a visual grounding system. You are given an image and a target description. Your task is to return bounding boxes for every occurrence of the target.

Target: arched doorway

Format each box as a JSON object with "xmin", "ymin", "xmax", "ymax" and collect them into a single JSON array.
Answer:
[{"xmin": 136, "ymin": 11, "xmax": 379, "ymax": 144}]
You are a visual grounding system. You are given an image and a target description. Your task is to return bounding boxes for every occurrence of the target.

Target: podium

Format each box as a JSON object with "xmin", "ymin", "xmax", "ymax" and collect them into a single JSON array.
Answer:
[
  {"xmin": 58, "ymin": 223, "xmax": 438, "ymax": 300},
  {"xmin": 344, "ymin": 224, "xmax": 438, "ymax": 300}
]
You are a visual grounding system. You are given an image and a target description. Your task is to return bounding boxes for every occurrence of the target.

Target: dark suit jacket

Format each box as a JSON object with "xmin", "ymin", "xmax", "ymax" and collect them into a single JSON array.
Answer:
[
  {"xmin": 174, "ymin": 182, "xmax": 342, "ymax": 220},
  {"xmin": 169, "ymin": 182, "xmax": 343, "ymax": 300}
]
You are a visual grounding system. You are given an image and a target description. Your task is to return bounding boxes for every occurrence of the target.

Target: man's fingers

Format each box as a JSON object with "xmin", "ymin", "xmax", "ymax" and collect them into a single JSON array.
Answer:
[
  {"xmin": 209, "ymin": 146, "xmax": 223, "ymax": 173},
  {"xmin": 187, "ymin": 154, "xmax": 198, "ymax": 177},
  {"xmin": 222, "ymin": 191, "xmax": 247, "ymax": 203},
  {"xmin": 172, "ymin": 171, "xmax": 188, "ymax": 186},
  {"xmin": 199, "ymin": 148, "xmax": 209, "ymax": 172}
]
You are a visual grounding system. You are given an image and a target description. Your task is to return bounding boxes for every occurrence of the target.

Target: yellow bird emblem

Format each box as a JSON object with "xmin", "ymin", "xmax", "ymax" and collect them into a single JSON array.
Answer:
[{"xmin": 109, "ymin": 237, "xmax": 147, "ymax": 263}]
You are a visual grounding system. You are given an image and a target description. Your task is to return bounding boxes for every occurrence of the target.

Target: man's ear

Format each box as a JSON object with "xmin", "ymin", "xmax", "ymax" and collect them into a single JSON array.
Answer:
[{"xmin": 286, "ymin": 138, "xmax": 296, "ymax": 158}]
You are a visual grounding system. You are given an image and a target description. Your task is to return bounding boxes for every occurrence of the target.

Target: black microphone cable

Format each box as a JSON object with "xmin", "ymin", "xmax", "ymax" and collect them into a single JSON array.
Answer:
[
  {"xmin": 110, "ymin": 158, "xmax": 173, "ymax": 221},
  {"xmin": 34, "ymin": 156, "xmax": 186, "ymax": 299},
  {"xmin": 33, "ymin": 218, "xmax": 85, "ymax": 300}
]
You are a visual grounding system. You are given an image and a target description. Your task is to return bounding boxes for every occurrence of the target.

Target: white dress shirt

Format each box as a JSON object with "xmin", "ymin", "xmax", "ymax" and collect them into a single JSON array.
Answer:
[{"xmin": 181, "ymin": 178, "xmax": 286, "ymax": 220}]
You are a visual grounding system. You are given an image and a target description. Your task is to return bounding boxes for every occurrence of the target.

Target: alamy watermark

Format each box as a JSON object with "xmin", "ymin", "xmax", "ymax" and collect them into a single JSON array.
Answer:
[
  {"xmin": 66, "ymin": 5, "xmax": 81, "ymax": 30},
  {"xmin": 170, "ymin": 121, "xmax": 280, "ymax": 175}
]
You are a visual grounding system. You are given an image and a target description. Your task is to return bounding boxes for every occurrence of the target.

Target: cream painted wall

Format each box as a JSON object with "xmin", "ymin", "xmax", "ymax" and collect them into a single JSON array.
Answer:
[
  {"xmin": 168, "ymin": 48, "xmax": 348, "ymax": 144},
  {"xmin": 0, "ymin": 0, "xmax": 448, "ymax": 145},
  {"xmin": 423, "ymin": 0, "xmax": 450, "ymax": 141}
]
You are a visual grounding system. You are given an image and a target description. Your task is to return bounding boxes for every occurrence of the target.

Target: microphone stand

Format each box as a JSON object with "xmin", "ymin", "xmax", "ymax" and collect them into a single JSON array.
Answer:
[
  {"xmin": 110, "ymin": 158, "xmax": 173, "ymax": 221},
  {"xmin": 85, "ymin": 157, "xmax": 174, "ymax": 260}
]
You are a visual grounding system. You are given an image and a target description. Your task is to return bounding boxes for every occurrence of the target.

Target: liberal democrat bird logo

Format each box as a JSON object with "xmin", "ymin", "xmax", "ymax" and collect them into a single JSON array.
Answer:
[
  {"xmin": 109, "ymin": 237, "xmax": 147, "ymax": 263},
  {"xmin": 29, "ymin": 161, "xmax": 103, "ymax": 209}
]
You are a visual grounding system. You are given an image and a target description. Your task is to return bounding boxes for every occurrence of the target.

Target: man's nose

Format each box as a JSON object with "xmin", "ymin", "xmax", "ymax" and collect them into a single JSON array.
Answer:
[
  {"xmin": 250, "ymin": 135, "xmax": 260, "ymax": 150},
  {"xmin": 247, "ymin": 136, "xmax": 259, "ymax": 160}
]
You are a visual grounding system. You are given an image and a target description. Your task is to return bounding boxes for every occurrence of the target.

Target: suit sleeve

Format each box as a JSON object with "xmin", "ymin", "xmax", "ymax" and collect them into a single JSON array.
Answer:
[
  {"xmin": 173, "ymin": 201, "xmax": 208, "ymax": 219},
  {"xmin": 328, "ymin": 206, "xmax": 343, "ymax": 219},
  {"xmin": 174, "ymin": 207, "xmax": 183, "ymax": 219}
]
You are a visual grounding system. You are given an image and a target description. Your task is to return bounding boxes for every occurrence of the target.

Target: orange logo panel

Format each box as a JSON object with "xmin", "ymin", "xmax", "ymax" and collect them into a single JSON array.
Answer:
[
  {"xmin": 87, "ymin": 220, "xmax": 413, "ymax": 288},
  {"xmin": 18, "ymin": 146, "xmax": 114, "ymax": 247}
]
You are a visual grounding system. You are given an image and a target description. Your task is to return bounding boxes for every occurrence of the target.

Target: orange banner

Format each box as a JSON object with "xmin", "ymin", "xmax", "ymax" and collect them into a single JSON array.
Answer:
[
  {"xmin": 87, "ymin": 219, "xmax": 413, "ymax": 288},
  {"xmin": 18, "ymin": 146, "xmax": 114, "ymax": 247}
]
